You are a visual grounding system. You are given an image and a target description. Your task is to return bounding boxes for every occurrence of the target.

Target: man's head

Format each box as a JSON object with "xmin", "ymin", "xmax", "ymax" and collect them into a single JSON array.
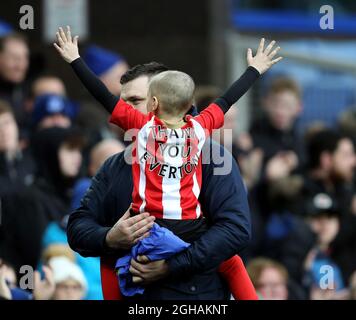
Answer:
[
  {"xmin": 307, "ymin": 129, "xmax": 356, "ymax": 182},
  {"xmin": 32, "ymin": 94, "xmax": 76, "ymax": 130},
  {"xmin": 25, "ymin": 75, "xmax": 67, "ymax": 115},
  {"xmin": 49, "ymin": 256, "xmax": 87, "ymax": 300},
  {"xmin": 31, "ymin": 75, "xmax": 66, "ymax": 98},
  {"xmin": 32, "ymin": 127, "xmax": 84, "ymax": 184},
  {"xmin": 0, "ymin": 100, "xmax": 19, "ymax": 155},
  {"xmin": 263, "ymin": 77, "xmax": 302, "ymax": 131},
  {"xmin": 305, "ymin": 193, "xmax": 340, "ymax": 248},
  {"xmin": 147, "ymin": 70, "xmax": 195, "ymax": 117},
  {"xmin": 58, "ymin": 139, "xmax": 83, "ymax": 178},
  {"xmin": 247, "ymin": 257, "xmax": 289, "ymax": 300},
  {"xmin": 83, "ymin": 45, "xmax": 128, "ymax": 96},
  {"xmin": 120, "ymin": 62, "xmax": 168, "ymax": 114},
  {"xmin": 0, "ymin": 33, "xmax": 29, "ymax": 84}
]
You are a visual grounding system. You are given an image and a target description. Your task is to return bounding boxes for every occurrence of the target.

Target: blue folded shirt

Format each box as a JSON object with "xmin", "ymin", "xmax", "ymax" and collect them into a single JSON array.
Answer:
[{"xmin": 115, "ymin": 223, "xmax": 190, "ymax": 296}]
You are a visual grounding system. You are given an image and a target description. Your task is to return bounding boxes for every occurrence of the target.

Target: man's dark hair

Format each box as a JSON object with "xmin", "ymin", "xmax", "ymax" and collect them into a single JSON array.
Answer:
[
  {"xmin": 307, "ymin": 129, "xmax": 343, "ymax": 169},
  {"xmin": 0, "ymin": 32, "xmax": 28, "ymax": 52},
  {"xmin": 120, "ymin": 61, "xmax": 168, "ymax": 85}
]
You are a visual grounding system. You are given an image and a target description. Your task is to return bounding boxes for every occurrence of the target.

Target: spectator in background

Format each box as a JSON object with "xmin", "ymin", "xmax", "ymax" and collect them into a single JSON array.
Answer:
[
  {"xmin": 42, "ymin": 243, "xmax": 76, "ymax": 263},
  {"xmin": 38, "ymin": 244, "xmax": 76, "ymax": 300},
  {"xmin": 259, "ymin": 175, "xmax": 303, "ymax": 259},
  {"xmin": 338, "ymin": 107, "xmax": 356, "ymax": 138},
  {"xmin": 303, "ymin": 129, "xmax": 356, "ymax": 216},
  {"xmin": 87, "ymin": 138, "xmax": 125, "ymax": 176},
  {"xmin": 82, "ymin": 45, "xmax": 128, "ymax": 97},
  {"xmin": 0, "ymin": 258, "xmax": 35, "ymax": 300},
  {"xmin": 28, "ymin": 78, "xmax": 105, "ymax": 167},
  {"xmin": 26, "ymin": 75, "xmax": 67, "ymax": 117},
  {"xmin": 0, "ymin": 99, "xmax": 35, "ymax": 195},
  {"xmin": 39, "ymin": 245, "xmax": 86, "ymax": 300},
  {"xmin": 279, "ymin": 192, "xmax": 356, "ymax": 299},
  {"xmin": 48, "ymin": 256, "xmax": 87, "ymax": 300},
  {"xmin": 70, "ymin": 138, "xmax": 125, "ymax": 212},
  {"xmin": 249, "ymin": 77, "xmax": 303, "ymax": 190},
  {"xmin": 247, "ymin": 257, "xmax": 289, "ymax": 300},
  {"xmin": 0, "ymin": 258, "xmax": 53, "ymax": 300},
  {"xmin": 242, "ymin": 78, "xmax": 303, "ymax": 258},
  {"xmin": 31, "ymin": 94, "xmax": 77, "ymax": 131},
  {"xmin": 31, "ymin": 75, "xmax": 66, "ymax": 98},
  {"xmin": 0, "ymin": 257, "xmax": 56, "ymax": 301},
  {"xmin": 250, "ymin": 77, "xmax": 303, "ymax": 167},
  {"xmin": 0, "ymin": 259, "xmax": 17, "ymax": 300},
  {"xmin": 337, "ymin": 108, "xmax": 356, "ymax": 215},
  {"xmin": 18, "ymin": 75, "xmax": 68, "ymax": 141},
  {"xmin": 41, "ymin": 138, "xmax": 125, "ymax": 300},
  {"xmin": 31, "ymin": 127, "xmax": 84, "ymax": 222},
  {"xmin": 1, "ymin": 127, "xmax": 84, "ymax": 272},
  {"xmin": 0, "ymin": 33, "xmax": 30, "ymax": 125},
  {"xmin": 0, "ymin": 190, "xmax": 48, "ymax": 271},
  {"xmin": 27, "ymin": 75, "xmax": 67, "ymax": 112},
  {"xmin": 249, "ymin": 125, "xmax": 356, "ymax": 261}
]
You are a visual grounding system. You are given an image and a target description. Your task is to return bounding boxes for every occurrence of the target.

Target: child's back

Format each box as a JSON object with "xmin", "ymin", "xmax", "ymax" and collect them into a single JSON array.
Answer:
[{"xmin": 110, "ymin": 70, "xmax": 233, "ymax": 219}]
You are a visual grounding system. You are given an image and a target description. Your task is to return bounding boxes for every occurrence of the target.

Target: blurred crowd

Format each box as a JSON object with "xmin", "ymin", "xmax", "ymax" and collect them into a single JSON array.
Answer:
[
  {"xmin": 214, "ymin": 77, "xmax": 356, "ymax": 300},
  {"xmin": 0, "ymin": 28, "xmax": 356, "ymax": 300}
]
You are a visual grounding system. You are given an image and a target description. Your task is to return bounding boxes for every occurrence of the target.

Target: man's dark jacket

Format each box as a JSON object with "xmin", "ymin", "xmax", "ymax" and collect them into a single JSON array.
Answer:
[{"xmin": 67, "ymin": 142, "xmax": 251, "ymax": 299}]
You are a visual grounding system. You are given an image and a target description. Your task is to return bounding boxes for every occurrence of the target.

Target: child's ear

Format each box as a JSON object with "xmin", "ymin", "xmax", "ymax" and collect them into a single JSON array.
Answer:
[{"xmin": 152, "ymin": 96, "xmax": 159, "ymax": 111}]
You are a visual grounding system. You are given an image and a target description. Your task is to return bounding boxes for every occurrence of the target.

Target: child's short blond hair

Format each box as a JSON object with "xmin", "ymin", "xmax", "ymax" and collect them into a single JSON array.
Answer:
[{"xmin": 148, "ymin": 70, "xmax": 195, "ymax": 116}]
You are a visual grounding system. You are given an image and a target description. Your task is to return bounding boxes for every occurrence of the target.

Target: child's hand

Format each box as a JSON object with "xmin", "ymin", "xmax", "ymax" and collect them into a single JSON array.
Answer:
[
  {"xmin": 247, "ymin": 38, "xmax": 282, "ymax": 74},
  {"xmin": 54, "ymin": 26, "xmax": 80, "ymax": 63}
]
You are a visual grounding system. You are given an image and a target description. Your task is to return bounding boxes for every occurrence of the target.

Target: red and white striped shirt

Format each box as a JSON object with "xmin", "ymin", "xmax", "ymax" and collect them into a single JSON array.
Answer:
[{"xmin": 110, "ymin": 99, "xmax": 225, "ymax": 220}]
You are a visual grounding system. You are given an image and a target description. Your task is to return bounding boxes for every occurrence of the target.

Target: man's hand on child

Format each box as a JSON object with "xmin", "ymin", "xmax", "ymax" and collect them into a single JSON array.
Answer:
[
  {"xmin": 54, "ymin": 26, "xmax": 80, "ymax": 63},
  {"xmin": 247, "ymin": 38, "xmax": 283, "ymax": 74},
  {"xmin": 130, "ymin": 255, "xmax": 169, "ymax": 285},
  {"xmin": 105, "ymin": 206, "xmax": 155, "ymax": 250}
]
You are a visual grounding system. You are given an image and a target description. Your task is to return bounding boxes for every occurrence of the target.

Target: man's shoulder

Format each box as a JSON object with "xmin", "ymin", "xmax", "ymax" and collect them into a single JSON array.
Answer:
[
  {"xmin": 200, "ymin": 139, "xmax": 244, "ymax": 197},
  {"xmin": 202, "ymin": 138, "xmax": 239, "ymax": 172},
  {"xmin": 104, "ymin": 151, "xmax": 125, "ymax": 165},
  {"xmin": 203, "ymin": 138, "xmax": 234, "ymax": 160}
]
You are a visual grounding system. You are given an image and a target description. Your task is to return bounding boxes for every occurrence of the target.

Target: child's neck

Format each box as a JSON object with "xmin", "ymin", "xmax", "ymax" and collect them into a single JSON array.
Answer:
[{"xmin": 157, "ymin": 112, "xmax": 186, "ymax": 129}]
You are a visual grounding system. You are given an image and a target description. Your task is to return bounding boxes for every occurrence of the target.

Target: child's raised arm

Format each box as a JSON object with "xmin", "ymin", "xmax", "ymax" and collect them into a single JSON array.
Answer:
[
  {"xmin": 216, "ymin": 38, "xmax": 283, "ymax": 114},
  {"xmin": 195, "ymin": 38, "xmax": 282, "ymax": 131},
  {"xmin": 247, "ymin": 38, "xmax": 282, "ymax": 75},
  {"xmin": 54, "ymin": 26, "xmax": 80, "ymax": 63},
  {"xmin": 53, "ymin": 26, "xmax": 118, "ymax": 113}
]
